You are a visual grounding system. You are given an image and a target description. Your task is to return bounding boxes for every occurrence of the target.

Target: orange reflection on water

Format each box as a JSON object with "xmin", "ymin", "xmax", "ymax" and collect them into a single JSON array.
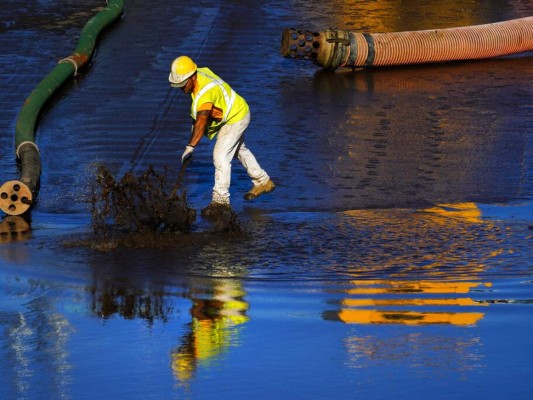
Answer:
[
  {"xmin": 341, "ymin": 203, "xmax": 506, "ymax": 279},
  {"xmin": 343, "ymin": 298, "xmax": 482, "ymax": 306},
  {"xmin": 345, "ymin": 280, "xmax": 492, "ymax": 295},
  {"xmin": 334, "ymin": 203, "xmax": 496, "ymax": 326},
  {"xmin": 333, "ymin": 279, "xmax": 491, "ymax": 326},
  {"xmin": 0, "ymin": 216, "xmax": 31, "ymax": 243},
  {"xmin": 328, "ymin": 0, "xmax": 508, "ymax": 32},
  {"xmin": 339, "ymin": 309, "xmax": 484, "ymax": 326},
  {"xmin": 421, "ymin": 202, "xmax": 483, "ymax": 224}
]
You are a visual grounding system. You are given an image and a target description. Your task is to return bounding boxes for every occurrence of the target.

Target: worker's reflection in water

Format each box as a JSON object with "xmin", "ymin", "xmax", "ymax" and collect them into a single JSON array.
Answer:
[
  {"xmin": 171, "ymin": 279, "xmax": 249, "ymax": 384},
  {"xmin": 87, "ymin": 273, "xmax": 249, "ymax": 385}
]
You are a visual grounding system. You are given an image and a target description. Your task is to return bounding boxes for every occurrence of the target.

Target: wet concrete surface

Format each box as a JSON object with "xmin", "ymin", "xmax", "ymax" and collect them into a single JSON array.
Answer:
[{"xmin": 0, "ymin": 1, "xmax": 532, "ymax": 399}]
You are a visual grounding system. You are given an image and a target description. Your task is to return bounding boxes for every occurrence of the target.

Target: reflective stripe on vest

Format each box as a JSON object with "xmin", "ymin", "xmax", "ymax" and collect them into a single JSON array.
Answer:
[{"xmin": 192, "ymin": 70, "xmax": 236, "ymax": 123}]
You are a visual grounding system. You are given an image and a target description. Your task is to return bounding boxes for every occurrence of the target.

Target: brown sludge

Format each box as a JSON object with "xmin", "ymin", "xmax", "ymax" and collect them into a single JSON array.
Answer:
[
  {"xmin": 90, "ymin": 164, "xmax": 196, "ymax": 233},
  {"xmin": 75, "ymin": 164, "xmax": 242, "ymax": 250}
]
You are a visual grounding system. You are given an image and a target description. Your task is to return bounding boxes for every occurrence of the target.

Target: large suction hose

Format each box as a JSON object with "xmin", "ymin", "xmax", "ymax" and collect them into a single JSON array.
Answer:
[
  {"xmin": 0, "ymin": 0, "xmax": 124, "ymax": 216},
  {"xmin": 281, "ymin": 17, "xmax": 533, "ymax": 69}
]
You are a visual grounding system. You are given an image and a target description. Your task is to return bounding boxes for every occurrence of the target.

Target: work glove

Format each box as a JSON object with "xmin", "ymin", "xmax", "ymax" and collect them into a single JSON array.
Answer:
[{"xmin": 181, "ymin": 145, "xmax": 195, "ymax": 164}]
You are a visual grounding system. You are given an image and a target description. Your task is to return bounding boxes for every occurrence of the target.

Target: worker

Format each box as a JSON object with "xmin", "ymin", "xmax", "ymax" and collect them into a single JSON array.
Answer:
[{"xmin": 168, "ymin": 56, "xmax": 275, "ymax": 217}]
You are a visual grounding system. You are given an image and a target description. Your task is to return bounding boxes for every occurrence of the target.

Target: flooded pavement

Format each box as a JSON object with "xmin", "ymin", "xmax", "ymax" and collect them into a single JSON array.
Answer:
[{"xmin": 1, "ymin": 0, "xmax": 532, "ymax": 399}]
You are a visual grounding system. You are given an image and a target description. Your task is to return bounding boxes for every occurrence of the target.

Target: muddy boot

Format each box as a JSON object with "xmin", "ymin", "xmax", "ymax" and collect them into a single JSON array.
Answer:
[
  {"xmin": 201, "ymin": 202, "xmax": 232, "ymax": 218},
  {"xmin": 244, "ymin": 179, "xmax": 276, "ymax": 201},
  {"xmin": 201, "ymin": 202, "xmax": 241, "ymax": 232}
]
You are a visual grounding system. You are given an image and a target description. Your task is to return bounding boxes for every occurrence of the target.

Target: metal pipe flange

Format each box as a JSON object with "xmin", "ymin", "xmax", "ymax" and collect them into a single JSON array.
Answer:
[{"xmin": 0, "ymin": 180, "xmax": 33, "ymax": 216}]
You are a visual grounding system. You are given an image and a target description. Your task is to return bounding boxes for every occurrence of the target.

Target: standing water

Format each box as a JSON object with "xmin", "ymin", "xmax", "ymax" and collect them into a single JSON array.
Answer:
[{"xmin": 0, "ymin": 1, "xmax": 532, "ymax": 399}]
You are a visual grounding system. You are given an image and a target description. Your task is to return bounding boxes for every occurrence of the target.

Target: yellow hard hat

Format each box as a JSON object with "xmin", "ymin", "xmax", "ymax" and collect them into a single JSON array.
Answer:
[{"xmin": 169, "ymin": 56, "xmax": 197, "ymax": 87}]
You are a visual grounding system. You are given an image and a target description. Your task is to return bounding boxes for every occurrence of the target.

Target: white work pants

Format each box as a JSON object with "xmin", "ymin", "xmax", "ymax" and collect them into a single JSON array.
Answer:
[{"xmin": 212, "ymin": 112, "xmax": 269, "ymax": 204}]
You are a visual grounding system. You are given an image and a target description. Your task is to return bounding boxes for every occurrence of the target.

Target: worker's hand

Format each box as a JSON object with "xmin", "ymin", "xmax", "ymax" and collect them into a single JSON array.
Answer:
[{"xmin": 181, "ymin": 145, "xmax": 195, "ymax": 164}]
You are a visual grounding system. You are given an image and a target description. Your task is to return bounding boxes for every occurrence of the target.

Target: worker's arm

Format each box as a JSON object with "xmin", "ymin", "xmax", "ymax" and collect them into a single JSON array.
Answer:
[
  {"xmin": 181, "ymin": 105, "xmax": 213, "ymax": 164},
  {"xmin": 187, "ymin": 109, "xmax": 211, "ymax": 147}
]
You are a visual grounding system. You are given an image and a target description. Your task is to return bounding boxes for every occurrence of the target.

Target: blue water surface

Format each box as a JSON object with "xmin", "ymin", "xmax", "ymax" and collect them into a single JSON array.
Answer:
[{"xmin": 1, "ymin": 1, "xmax": 532, "ymax": 399}]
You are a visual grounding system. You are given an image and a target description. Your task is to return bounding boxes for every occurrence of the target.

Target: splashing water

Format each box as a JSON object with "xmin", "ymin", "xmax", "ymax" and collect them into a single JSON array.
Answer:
[
  {"xmin": 69, "ymin": 164, "xmax": 243, "ymax": 250},
  {"xmin": 90, "ymin": 164, "xmax": 196, "ymax": 234}
]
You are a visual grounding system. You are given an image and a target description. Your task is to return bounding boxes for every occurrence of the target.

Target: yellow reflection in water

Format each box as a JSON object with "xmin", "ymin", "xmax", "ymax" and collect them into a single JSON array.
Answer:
[{"xmin": 171, "ymin": 280, "xmax": 249, "ymax": 384}]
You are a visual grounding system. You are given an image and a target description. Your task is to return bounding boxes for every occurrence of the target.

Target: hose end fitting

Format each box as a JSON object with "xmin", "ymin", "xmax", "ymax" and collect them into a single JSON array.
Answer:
[
  {"xmin": 0, "ymin": 180, "xmax": 33, "ymax": 216},
  {"xmin": 281, "ymin": 28, "xmax": 352, "ymax": 70}
]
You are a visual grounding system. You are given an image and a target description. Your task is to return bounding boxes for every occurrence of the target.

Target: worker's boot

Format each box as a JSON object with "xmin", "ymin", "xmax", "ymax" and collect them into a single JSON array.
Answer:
[
  {"xmin": 201, "ymin": 201, "xmax": 232, "ymax": 218},
  {"xmin": 244, "ymin": 179, "xmax": 276, "ymax": 201}
]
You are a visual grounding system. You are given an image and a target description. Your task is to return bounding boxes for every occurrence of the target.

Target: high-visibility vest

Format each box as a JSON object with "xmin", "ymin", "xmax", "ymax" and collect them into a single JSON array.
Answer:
[{"xmin": 190, "ymin": 67, "xmax": 249, "ymax": 139}]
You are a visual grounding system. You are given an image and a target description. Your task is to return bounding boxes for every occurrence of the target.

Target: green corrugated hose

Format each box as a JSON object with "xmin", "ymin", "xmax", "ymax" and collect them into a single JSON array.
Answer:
[{"xmin": 0, "ymin": 0, "xmax": 124, "ymax": 216}]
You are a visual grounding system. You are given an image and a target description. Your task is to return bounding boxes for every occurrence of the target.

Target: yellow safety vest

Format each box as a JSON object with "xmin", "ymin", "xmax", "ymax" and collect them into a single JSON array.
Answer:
[{"xmin": 190, "ymin": 67, "xmax": 249, "ymax": 139}]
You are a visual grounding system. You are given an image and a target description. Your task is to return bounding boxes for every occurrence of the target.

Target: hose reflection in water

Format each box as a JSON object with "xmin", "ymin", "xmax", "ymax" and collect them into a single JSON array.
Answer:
[
  {"xmin": 334, "ymin": 280, "xmax": 489, "ymax": 326},
  {"xmin": 0, "ymin": 216, "xmax": 31, "ymax": 244},
  {"xmin": 325, "ymin": 276, "xmax": 491, "ymax": 373},
  {"xmin": 324, "ymin": 202, "xmax": 496, "ymax": 373},
  {"xmin": 343, "ymin": 333, "xmax": 485, "ymax": 375}
]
